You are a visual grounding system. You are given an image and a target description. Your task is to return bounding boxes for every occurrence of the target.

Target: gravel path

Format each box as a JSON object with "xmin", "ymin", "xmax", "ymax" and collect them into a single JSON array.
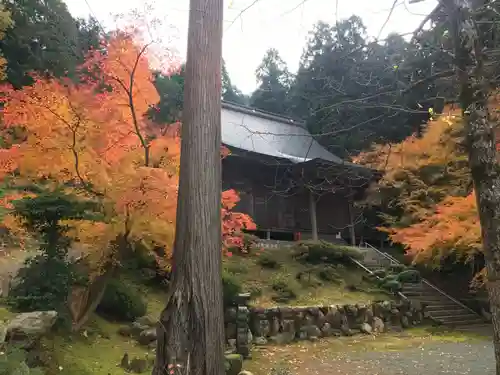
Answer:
[{"xmin": 305, "ymin": 340, "xmax": 495, "ymax": 375}]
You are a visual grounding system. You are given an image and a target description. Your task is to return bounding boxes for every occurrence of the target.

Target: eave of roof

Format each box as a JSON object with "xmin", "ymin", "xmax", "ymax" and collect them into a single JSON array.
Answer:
[{"xmin": 221, "ymin": 101, "xmax": 371, "ymax": 172}]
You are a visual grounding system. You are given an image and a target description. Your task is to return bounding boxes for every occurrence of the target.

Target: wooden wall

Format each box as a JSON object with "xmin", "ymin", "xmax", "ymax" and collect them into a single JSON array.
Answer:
[{"xmin": 222, "ymin": 156, "xmax": 356, "ymax": 235}]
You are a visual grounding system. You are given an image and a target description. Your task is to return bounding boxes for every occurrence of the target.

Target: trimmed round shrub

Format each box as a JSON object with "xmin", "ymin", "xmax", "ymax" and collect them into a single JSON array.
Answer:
[
  {"xmin": 96, "ymin": 279, "xmax": 147, "ymax": 322},
  {"xmin": 382, "ymin": 279, "xmax": 403, "ymax": 293},
  {"xmin": 292, "ymin": 240, "xmax": 363, "ymax": 265},
  {"xmin": 222, "ymin": 271, "xmax": 242, "ymax": 307},
  {"xmin": 247, "ymin": 285, "xmax": 263, "ymax": 299},
  {"xmin": 397, "ymin": 269, "xmax": 422, "ymax": 283},
  {"xmin": 388, "ymin": 264, "xmax": 407, "ymax": 273},
  {"xmin": 316, "ymin": 266, "xmax": 340, "ymax": 282},
  {"xmin": 9, "ymin": 254, "xmax": 82, "ymax": 314},
  {"xmin": 270, "ymin": 273, "xmax": 298, "ymax": 303},
  {"xmin": 256, "ymin": 253, "xmax": 280, "ymax": 269},
  {"xmin": 372, "ymin": 269, "xmax": 387, "ymax": 278}
]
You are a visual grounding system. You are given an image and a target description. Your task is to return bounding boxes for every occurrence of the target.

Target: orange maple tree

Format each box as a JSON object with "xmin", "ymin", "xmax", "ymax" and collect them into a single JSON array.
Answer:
[
  {"xmin": 355, "ymin": 109, "xmax": 484, "ymax": 275},
  {"xmin": 0, "ymin": 31, "xmax": 255, "ymax": 269},
  {"xmin": 222, "ymin": 189, "xmax": 256, "ymax": 254}
]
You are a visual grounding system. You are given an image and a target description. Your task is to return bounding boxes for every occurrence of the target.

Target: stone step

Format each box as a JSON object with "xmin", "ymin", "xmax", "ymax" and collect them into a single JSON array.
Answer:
[
  {"xmin": 439, "ymin": 317, "xmax": 487, "ymax": 326},
  {"xmin": 405, "ymin": 294, "xmax": 451, "ymax": 302},
  {"xmin": 451, "ymin": 323, "xmax": 492, "ymax": 334},
  {"xmin": 419, "ymin": 301, "xmax": 462, "ymax": 308},
  {"xmin": 429, "ymin": 309, "xmax": 480, "ymax": 317},
  {"xmin": 433, "ymin": 313, "xmax": 484, "ymax": 323},
  {"xmin": 425, "ymin": 305, "xmax": 474, "ymax": 313}
]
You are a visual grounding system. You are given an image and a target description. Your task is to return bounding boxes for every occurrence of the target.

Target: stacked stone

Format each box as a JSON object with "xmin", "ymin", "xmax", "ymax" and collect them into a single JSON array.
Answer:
[
  {"xmin": 224, "ymin": 300, "xmax": 426, "ymax": 347},
  {"xmin": 235, "ymin": 293, "xmax": 252, "ymax": 359}
]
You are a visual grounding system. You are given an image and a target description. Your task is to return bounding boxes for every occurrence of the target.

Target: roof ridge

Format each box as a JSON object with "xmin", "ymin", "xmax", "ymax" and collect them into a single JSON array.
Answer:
[{"xmin": 221, "ymin": 101, "xmax": 306, "ymax": 128}]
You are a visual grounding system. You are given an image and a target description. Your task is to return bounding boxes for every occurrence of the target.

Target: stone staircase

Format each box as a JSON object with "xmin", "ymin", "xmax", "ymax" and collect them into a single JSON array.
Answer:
[{"xmin": 358, "ymin": 243, "xmax": 490, "ymax": 328}]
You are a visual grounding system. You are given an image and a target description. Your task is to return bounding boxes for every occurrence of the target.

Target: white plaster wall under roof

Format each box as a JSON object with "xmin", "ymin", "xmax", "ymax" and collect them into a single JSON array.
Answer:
[{"xmin": 221, "ymin": 102, "xmax": 346, "ymax": 165}]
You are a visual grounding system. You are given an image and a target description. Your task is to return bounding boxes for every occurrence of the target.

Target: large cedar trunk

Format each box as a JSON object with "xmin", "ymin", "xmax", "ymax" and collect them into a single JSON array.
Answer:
[
  {"xmin": 444, "ymin": 0, "xmax": 500, "ymax": 372},
  {"xmin": 153, "ymin": 0, "xmax": 224, "ymax": 374}
]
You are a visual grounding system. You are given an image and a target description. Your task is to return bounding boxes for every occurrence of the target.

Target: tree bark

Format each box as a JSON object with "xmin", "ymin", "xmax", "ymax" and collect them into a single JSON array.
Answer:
[
  {"xmin": 444, "ymin": 0, "xmax": 500, "ymax": 373},
  {"xmin": 153, "ymin": 0, "xmax": 224, "ymax": 374},
  {"xmin": 308, "ymin": 190, "xmax": 318, "ymax": 241},
  {"xmin": 347, "ymin": 196, "xmax": 356, "ymax": 247}
]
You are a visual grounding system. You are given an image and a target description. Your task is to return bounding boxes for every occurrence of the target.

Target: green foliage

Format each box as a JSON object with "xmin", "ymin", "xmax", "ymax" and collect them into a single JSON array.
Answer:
[
  {"xmin": 150, "ymin": 67, "xmax": 185, "ymax": 124},
  {"xmin": 292, "ymin": 240, "xmax": 362, "ymax": 265},
  {"xmin": 9, "ymin": 254, "xmax": 80, "ymax": 314},
  {"xmin": 222, "ymin": 60, "xmax": 249, "ymax": 105},
  {"xmin": 270, "ymin": 273, "xmax": 298, "ymax": 303},
  {"xmin": 8, "ymin": 188, "xmax": 98, "ymax": 314},
  {"xmin": 224, "ymin": 262, "xmax": 249, "ymax": 275},
  {"xmin": 388, "ymin": 264, "xmax": 407, "ymax": 273},
  {"xmin": 256, "ymin": 252, "xmax": 280, "ymax": 269},
  {"xmin": 152, "ymin": 61, "xmax": 248, "ymax": 126},
  {"xmin": 247, "ymin": 285, "xmax": 263, "ymax": 299},
  {"xmin": 241, "ymin": 232, "xmax": 259, "ymax": 253},
  {"xmin": 316, "ymin": 265, "xmax": 340, "ymax": 282},
  {"xmin": 397, "ymin": 269, "xmax": 422, "ymax": 284},
  {"xmin": 0, "ymin": 346, "xmax": 45, "ymax": 375},
  {"xmin": 288, "ymin": 18, "xmax": 443, "ymax": 157},
  {"xmin": 372, "ymin": 269, "xmax": 387, "ymax": 278},
  {"xmin": 96, "ymin": 278, "xmax": 147, "ymax": 322},
  {"xmin": 1, "ymin": 0, "xmax": 101, "ymax": 88},
  {"xmin": 250, "ymin": 48, "xmax": 291, "ymax": 115},
  {"xmin": 222, "ymin": 271, "xmax": 242, "ymax": 307},
  {"xmin": 380, "ymin": 274, "xmax": 398, "ymax": 284},
  {"xmin": 381, "ymin": 279, "xmax": 403, "ymax": 293}
]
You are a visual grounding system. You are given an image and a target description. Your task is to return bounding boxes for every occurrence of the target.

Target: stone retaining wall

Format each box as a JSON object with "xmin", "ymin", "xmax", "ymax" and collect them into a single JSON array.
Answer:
[{"xmin": 225, "ymin": 300, "xmax": 426, "ymax": 350}]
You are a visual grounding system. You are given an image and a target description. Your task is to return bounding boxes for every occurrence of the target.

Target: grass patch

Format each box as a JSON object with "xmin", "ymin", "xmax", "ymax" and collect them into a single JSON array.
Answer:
[
  {"xmin": 223, "ymin": 249, "xmax": 389, "ymax": 307},
  {"xmin": 0, "ymin": 287, "xmax": 168, "ymax": 375},
  {"xmin": 41, "ymin": 316, "xmax": 151, "ymax": 375}
]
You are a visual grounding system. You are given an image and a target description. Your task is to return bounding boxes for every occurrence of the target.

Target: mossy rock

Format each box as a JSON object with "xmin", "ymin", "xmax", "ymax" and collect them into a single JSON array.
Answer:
[{"xmin": 225, "ymin": 354, "xmax": 243, "ymax": 375}]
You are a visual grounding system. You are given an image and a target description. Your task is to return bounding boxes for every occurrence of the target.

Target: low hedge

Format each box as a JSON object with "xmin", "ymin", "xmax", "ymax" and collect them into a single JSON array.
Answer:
[{"xmin": 292, "ymin": 240, "xmax": 363, "ymax": 265}]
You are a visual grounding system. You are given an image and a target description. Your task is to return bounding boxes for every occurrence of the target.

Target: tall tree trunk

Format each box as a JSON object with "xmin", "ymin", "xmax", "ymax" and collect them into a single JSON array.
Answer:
[
  {"xmin": 444, "ymin": 0, "xmax": 500, "ymax": 373},
  {"xmin": 153, "ymin": 0, "xmax": 224, "ymax": 374}
]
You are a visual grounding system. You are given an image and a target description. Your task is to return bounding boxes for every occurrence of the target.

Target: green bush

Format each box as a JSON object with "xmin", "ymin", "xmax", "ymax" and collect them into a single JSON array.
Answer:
[
  {"xmin": 222, "ymin": 271, "xmax": 242, "ymax": 307},
  {"xmin": 380, "ymin": 274, "xmax": 397, "ymax": 284},
  {"xmin": 0, "ymin": 346, "xmax": 45, "ymax": 375},
  {"xmin": 388, "ymin": 264, "xmax": 407, "ymax": 273},
  {"xmin": 8, "ymin": 188, "xmax": 98, "ymax": 315},
  {"xmin": 256, "ymin": 253, "xmax": 280, "ymax": 269},
  {"xmin": 270, "ymin": 273, "xmax": 298, "ymax": 303},
  {"xmin": 247, "ymin": 285, "xmax": 263, "ymax": 299},
  {"xmin": 382, "ymin": 279, "xmax": 403, "ymax": 293},
  {"xmin": 9, "ymin": 254, "xmax": 83, "ymax": 314},
  {"xmin": 224, "ymin": 262, "xmax": 249, "ymax": 275},
  {"xmin": 317, "ymin": 265, "xmax": 340, "ymax": 282},
  {"xmin": 292, "ymin": 240, "xmax": 363, "ymax": 265},
  {"xmin": 96, "ymin": 279, "xmax": 147, "ymax": 322},
  {"xmin": 372, "ymin": 269, "xmax": 387, "ymax": 278},
  {"xmin": 397, "ymin": 269, "xmax": 421, "ymax": 283},
  {"xmin": 242, "ymin": 233, "xmax": 259, "ymax": 252}
]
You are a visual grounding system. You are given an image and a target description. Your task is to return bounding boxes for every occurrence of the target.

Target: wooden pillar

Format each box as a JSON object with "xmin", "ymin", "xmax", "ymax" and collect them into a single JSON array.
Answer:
[
  {"xmin": 347, "ymin": 196, "xmax": 356, "ymax": 246},
  {"xmin": 309, "ymin": 190, "xmax": 318, "ymax": 241}
]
